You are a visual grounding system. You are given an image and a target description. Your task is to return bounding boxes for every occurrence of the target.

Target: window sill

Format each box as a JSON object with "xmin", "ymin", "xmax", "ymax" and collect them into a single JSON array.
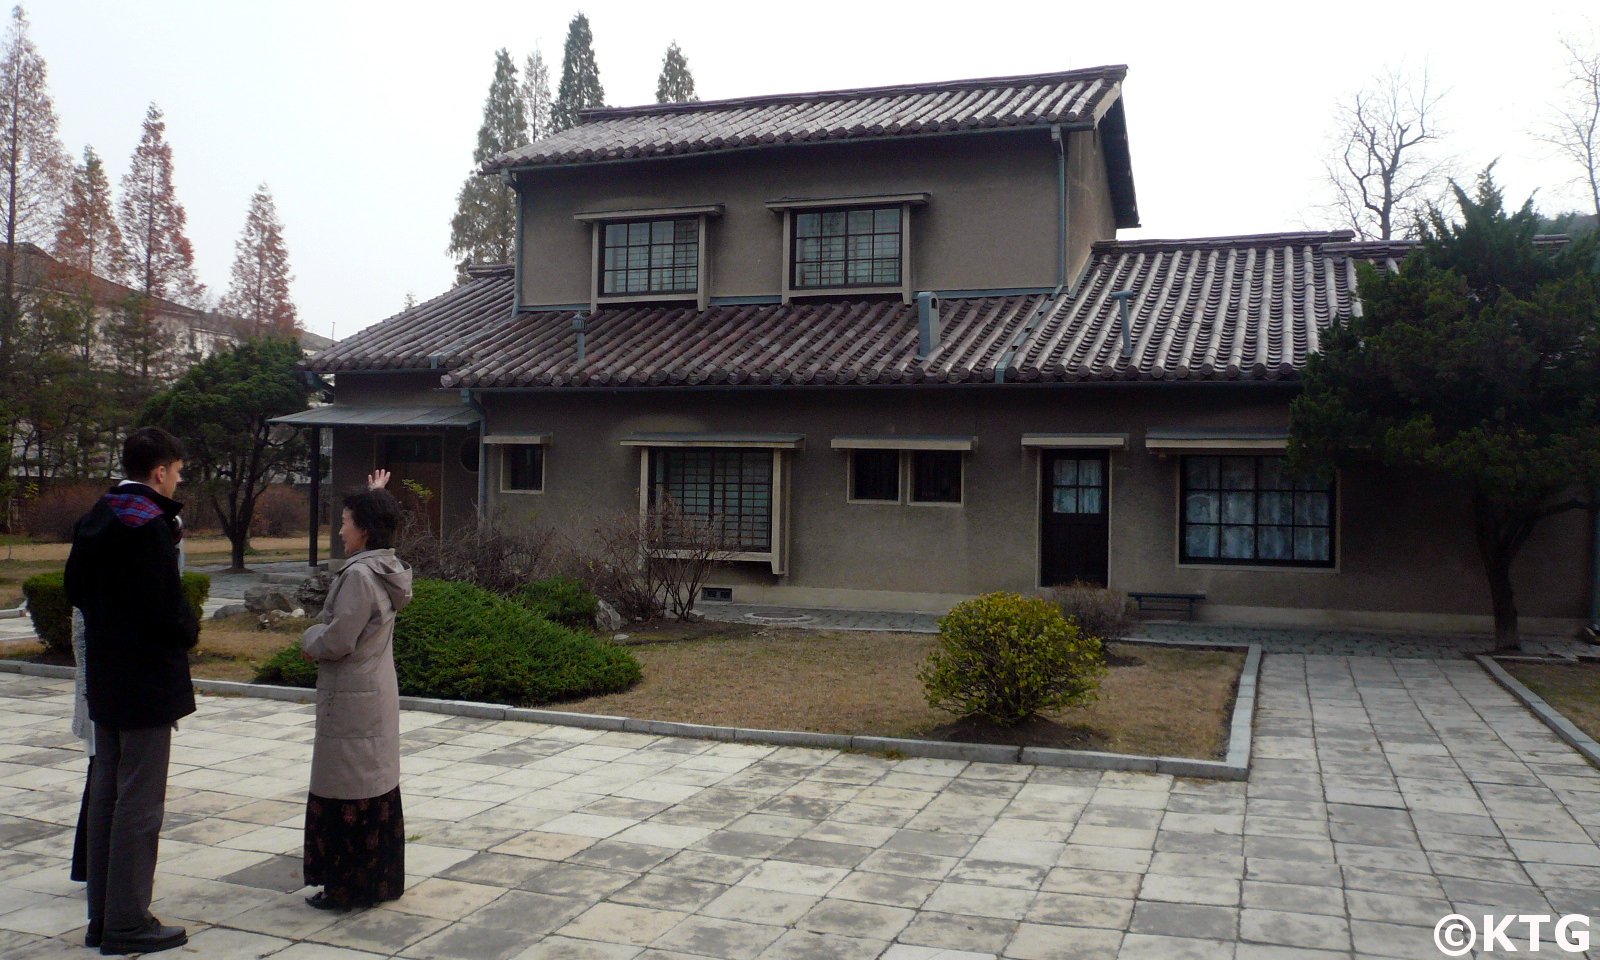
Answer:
[
  {"xmin": 1175, "ymin": 562, "xmax": 1338, "ymax": 573},
  {"xmin": 907, "ymin": 500, "xmax": 963, "ymax": 509},
  {"xmin": 596, "ymin": 293, "xmax": 699, "ymax": 306}
]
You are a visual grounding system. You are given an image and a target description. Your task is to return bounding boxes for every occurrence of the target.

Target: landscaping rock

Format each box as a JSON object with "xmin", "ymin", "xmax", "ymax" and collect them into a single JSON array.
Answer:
[
  {"xmin": 594, "ymin": 598, "xmax": 625, "ymax": 632},
  {"xmin": 211, "ymin": 603, "xmax": 248, "ymax": 620},
  {"xmin": 294, "ymin": 572, "xmax": 333, "ymax": 618},
  {"xmin": 244, "ymin": 585, "xmax": 296, "ymax": 613}
]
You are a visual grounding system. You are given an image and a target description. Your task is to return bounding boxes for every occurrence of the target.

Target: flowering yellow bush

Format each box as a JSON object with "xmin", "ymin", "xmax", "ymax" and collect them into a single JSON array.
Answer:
[{"xmin": 918, "ymin": 591, "xmax": 1106, "ymax": 726}]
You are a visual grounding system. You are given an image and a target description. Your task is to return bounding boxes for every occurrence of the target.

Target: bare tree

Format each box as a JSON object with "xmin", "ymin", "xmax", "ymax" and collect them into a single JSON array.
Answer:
[
  {"xmin": 1541, "ymin": 36, "xmax": 1600, "ymax": 219},
  {"xmin": 648, "ymin": 500, "xmax": 737, "ymax": 620},
  {"xmin": 1323, "ymin": 67, "xmax": 1452, "ymax": 240}
]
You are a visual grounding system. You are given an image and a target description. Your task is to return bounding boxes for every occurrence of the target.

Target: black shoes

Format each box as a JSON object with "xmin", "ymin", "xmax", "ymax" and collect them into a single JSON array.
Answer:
[
  {"xmin": 97, "ymin": 917, "xmax": 187, "ymax": 955},
  {"xmin": 305, "ymin": 890, "xmax": 375, "ymax": 911},
  {"xmin": 84, "ymin": 920, "xmax": 100, "ymax": 948}
]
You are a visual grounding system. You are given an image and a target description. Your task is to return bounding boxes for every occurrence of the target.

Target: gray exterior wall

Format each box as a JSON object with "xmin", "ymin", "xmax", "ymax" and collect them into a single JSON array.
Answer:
[
  {"xmin": 448, "ymin": 385, "xmax": 1592, "ymax": 633},
  {"xmin": 518, "ymin": 129, "xmax": 1100, "ymax": 307}
]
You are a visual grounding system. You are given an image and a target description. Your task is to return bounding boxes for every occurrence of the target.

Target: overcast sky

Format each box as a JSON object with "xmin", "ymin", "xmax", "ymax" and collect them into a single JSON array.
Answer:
[{"xmin": 30, "ymin": 0, "xmax": 1600, "ymax": 341}]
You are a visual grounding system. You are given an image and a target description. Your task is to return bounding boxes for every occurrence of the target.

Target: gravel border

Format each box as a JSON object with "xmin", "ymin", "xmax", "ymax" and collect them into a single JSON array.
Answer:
[
  {"xmin": 1477, "ymin": 655, "xmax": 1600, "ymax": 768},
  {"xmin": 0, "ymin": 637, "xmax": 1260, "ymax": 779}
]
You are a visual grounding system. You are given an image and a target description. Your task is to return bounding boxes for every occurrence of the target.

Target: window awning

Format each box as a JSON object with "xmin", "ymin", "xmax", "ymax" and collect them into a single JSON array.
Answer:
[
  {"xmin": 574, "ymin": 203, "xmax": 724, "ymax": 222},
  {"xmin": 830, "ymin": 435, "xmax": 975, "ymax": 452},
  {"xmin": 269, "ymin": 405, "xmax": 480, "ymax": 429},
  {"xmin": 1020, "ymin": 433, "xmax": 1128, "ymax": 450},
  {"xmin": 765, "ymin": 192, "xmax": 930, "ymax": 211},
  {"xmin": 483, "ymin": 433, "xmax": 551, "ymax": 445},
  {"xmin": 1145, "ymin": 428, "xmax": 1289, "ymax": 452},
  {"xmin": 620, "ymin": 432, "xmax": 805, "ymax": 450}
]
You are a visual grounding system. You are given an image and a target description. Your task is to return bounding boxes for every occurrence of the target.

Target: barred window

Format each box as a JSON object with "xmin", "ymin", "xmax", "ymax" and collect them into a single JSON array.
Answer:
[
  {"xmin": 850, "ymin": 449, "xmax": 900, "ymax": 502},
  {"xmin": 502, "ymin": 445, "xmax": 543, "ymax": 492},
  {"xmin": 1180, "ymin": 455, "xmax": 1334, "ymax": 566},
  {"xmin": 650, "ymin": 449, "xmax": 773, "ymax": 551},
  {"xmin": 601, "ymin": 218, "xmax": 698, "ymax": 295},
  {"xmin": 793, "ymin": 206, "xmax": 901, "ymax": 289},
  {"xmin": 910, "ymin": 450, "xmax": 962, "ymax": 504}
]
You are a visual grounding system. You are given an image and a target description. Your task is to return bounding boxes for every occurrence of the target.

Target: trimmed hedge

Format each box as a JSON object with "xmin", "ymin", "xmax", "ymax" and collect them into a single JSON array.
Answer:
[
  {"xmin": 516, "ymin": 575, "xmax": 599, "ymax": 630},
  {"xmin": 23, "ymin": 571, "xmax": 210, "ymax": 658},
  {"xmin": 255, "ymin": 578, "xmax": 641, "ymax": 706}
]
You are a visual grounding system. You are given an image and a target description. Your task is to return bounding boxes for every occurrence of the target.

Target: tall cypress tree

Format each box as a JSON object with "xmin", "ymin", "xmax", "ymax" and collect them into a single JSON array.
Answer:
[
  {"xmin": 655, "ymin": 41, "xmax": 697, "ymax": 104},
  {"xmin": 118, "ymin": 103, "xmax": 205, "ymax": 307},
  {"xmin": 550, "ymin": 12, "xmax": 604, "ymax": 133},
  {"xmin": 522, "ymin": 48, "xmax": 552, "ymax": 143},
  {"xmin": 448, "ymin": 49, "xmax": 527, "ymax": 281},
  {"xmin": 54, "ymin": 145, "xmax": 129, "ymax": 287},
  {"xmin": 220, "ymin": 184, "xmax": 297, "ymax": 336}
]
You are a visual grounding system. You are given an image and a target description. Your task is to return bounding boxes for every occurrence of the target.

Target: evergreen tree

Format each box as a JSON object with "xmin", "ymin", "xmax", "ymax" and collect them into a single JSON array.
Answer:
[
  {"xmin": 1290, "ymin": 169, "xmax": 1600, "ymax": 649},
  {"xmin": 550, "ymin": 12, "xmax": 604, "ymax": 133},
  {"xmin": 141, "ymin": 337, "xmax": 311, "ymax": 571},
  {"xmin": 522, "ymin": 48, "xmax": 552, "ymax": 142},
  {"xmin": 53, "ymin": 145, "xmax": 129, "ymax": 286},
  {"xmin": 655, "ymin": 41, "xmax": 697, "ymax": 104},
  {"xmin": 220, "ymin": 184, "xmax": 297, "ymax": 335},
  {"xmin": 448, "ymin": 49, "xmax": 526, "ymax": 281},
  {"xmin": 118, "ymin": 103, "xmax": 205, "ymax": 307}
]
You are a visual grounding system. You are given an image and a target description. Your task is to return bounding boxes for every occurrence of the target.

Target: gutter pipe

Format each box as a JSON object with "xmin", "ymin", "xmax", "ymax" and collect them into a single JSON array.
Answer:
[
  {"xmin": 994, "ymin": 125, "xmax": 1069, "ymax": 384},
  {"xmin": 461, "ymin": 389, "xmax": 489, "ymax": 520},
  {"xmin": 1109, "ymin": 289, "xmax": 1135, "ymax": 357}
]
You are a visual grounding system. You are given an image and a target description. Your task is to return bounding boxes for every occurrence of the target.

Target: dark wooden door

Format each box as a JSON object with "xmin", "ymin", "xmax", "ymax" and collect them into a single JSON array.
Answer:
[
  {"xmin": 1040, "ymin": 451, "xmax": 1109, "ymax": 587},
  {"xmin": 379, "ymin": 435, "xmax": 443, "ymax": 535}
]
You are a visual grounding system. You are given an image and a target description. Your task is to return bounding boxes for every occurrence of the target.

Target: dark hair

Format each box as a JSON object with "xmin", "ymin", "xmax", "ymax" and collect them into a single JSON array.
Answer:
[
  {"xmin": 342, "ymin": 488, "xmax": 400, "ymax": 550},
  {"xmin": 122, "ymin": 427, "xmax": 186, "ymax": 480}
]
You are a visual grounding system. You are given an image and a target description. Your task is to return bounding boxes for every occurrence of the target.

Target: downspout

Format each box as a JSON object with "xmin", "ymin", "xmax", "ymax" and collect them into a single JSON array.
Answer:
[
  {"xmin": 505, "ymin": 170, "xmax": 524, "ymax": 313},
  {"xmin": 994, "ymin": 125, "xmax": 1069, "ymax": 384},
  {"xmin": 461, "ymin": 389, "xmax": 488, "ymax": 521},
  {"xmin": 573, "ymin": 314, "xmax": 588, "ymax": 364},
  {"xmin": 1109, "ymin": 289, "xmax": 1135, "ymax": 357}
]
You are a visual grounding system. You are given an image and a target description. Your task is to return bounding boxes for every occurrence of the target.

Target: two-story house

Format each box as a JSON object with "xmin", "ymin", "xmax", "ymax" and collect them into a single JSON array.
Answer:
[{"xmin": 288, "ymin": 66, "xmax": 1593, "ymax": 635}]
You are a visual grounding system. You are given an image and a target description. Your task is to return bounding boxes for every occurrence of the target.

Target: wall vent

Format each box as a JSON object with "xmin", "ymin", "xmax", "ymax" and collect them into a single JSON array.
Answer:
[{"xmin": 701, "ymin": 587, "xmax": 733, "ymax": 602}]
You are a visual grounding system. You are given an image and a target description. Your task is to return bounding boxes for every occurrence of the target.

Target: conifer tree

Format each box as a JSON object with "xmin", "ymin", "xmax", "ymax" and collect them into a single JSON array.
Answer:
[
  {"xmin": 220, "ymin": 184, "xmax": 297, "ymax": 335},
  {"xmin": 53, "ymin": 145, "xmax": 128, "ymax": 286},
  {"xmin": 522, "ymin": 48, "xmax": 552, "ymax": 142},
  {"xmin": 655, "ymin": 41, "xmax": 697, "ymax": 104},
  {"xmin": 550, "ymin": 12, "xmax": 604, "ymax": 133},
  {"xmin": 118, "ymin": 103, "xmax": 205, "ymax": 307},
  {"xmin": 448, "ymin": 49, "xmax": 526, "ymax": 281}
]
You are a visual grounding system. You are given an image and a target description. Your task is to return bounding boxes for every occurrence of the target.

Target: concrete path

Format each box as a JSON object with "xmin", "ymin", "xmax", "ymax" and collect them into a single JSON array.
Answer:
[{"xmin": 0, "ymin": 652, "xmax": 1598, "ymax": 959}]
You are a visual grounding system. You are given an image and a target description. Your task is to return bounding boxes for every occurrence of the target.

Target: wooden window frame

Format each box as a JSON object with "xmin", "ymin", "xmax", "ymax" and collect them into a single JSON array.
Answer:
[
  {"xmin": 846, "ymin": 448, "xmax": 902, "ymax": 504},
  {"xmin": 1177, "ymin": 454, "xmax": 1336, "ymax": 568},
  {"xmin": 499, "ymin": 444, "xmax": 545, "ymax": 495},
  {"xmin": 908, "ymin": 449, "xmax": 964, "ymax": 508}
]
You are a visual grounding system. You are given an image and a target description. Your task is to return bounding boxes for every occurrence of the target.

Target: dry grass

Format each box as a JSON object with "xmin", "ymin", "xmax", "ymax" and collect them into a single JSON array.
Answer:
[
  {"xmin": 0, "ymin": 536, "xmax": 308, "ymax": 607},
  {"xmin": 551, "ymin": 633, "xmax": 1243, "ymax": 760},
  {"xmin": 0, "ymin": 613, "xmax": 309, "ymax": 683},
  {"xmin": 1504, "ymin": 661, "xmax": 1600, "ymax": 745}
]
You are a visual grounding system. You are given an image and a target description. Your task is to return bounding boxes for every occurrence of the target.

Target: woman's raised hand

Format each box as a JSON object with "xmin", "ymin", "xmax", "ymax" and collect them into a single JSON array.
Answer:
[{"xmin": 367, "ymin": 469, "xmax": 391, "ymax": 490}]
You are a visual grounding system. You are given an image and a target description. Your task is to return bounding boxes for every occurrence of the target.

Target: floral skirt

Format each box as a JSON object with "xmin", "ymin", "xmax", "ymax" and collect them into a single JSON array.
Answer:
[{"xmin": 303, "ymin": 786, "xmax": 405, "ymax": 907}]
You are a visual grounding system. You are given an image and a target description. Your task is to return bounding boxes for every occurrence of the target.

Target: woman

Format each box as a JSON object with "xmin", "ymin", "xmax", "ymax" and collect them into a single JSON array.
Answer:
[{"xmin": 299, "ymin": 482, "xmax": 412, "ymax": 910}]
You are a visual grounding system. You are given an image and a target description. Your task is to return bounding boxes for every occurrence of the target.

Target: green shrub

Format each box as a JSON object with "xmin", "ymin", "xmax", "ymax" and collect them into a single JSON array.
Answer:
[
  {"xmin": 22, "ymin": 571, "xmax": 210, "ymax": 659},
  {"xmin": 254, "ymin": 578, "xmax": 641, "ymax": 705},
  {"xmin": 517, "ymin": 575, "xmax": 599, "ymax": 630},
  {"xmin": 918, "ymin": 591, "xmax": 1106, "ymax": 727},
  {"xmin": 22, "ymin": 572, "xmax": 70, "ymax": 656},
  {"xmin": 1049, "ymin": 582, "xmax": 1135, "ymax": 640}
]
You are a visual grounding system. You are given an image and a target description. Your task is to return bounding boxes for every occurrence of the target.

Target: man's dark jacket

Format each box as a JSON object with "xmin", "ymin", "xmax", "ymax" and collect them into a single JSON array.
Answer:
[{"xmin": 64, "ymin": 483, "xmax": 198, "ymax": 729}]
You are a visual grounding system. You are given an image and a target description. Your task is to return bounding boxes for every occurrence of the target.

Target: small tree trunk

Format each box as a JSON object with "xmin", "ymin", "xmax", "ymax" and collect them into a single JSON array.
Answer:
[{"xmin": 1471, "ymin": 494, "xmax": 1520, "ymax": 652}]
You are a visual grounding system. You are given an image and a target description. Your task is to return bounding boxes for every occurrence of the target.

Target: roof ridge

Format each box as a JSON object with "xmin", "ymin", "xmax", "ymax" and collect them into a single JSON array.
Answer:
[
  {"xmin": 1095, "ymin": 231, "xmax": 1356, "ymax": 253},
  {"xmin": 575, "ymin": 65, "xmax": 1128, "ymax": 121}
]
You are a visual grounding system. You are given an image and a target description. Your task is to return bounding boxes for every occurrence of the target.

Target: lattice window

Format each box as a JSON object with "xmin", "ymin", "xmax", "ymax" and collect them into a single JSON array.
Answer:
[
  {"xmin": 1180, "ymin": 455, "xmax": 1334, "ymax": 566},
  {"xmin": 601, "ymin": 218, "xmax": 699, "ymax": 295},
  {"xmin": 792, "ymin": 206, "xmax": 901, "ymax": 289}
]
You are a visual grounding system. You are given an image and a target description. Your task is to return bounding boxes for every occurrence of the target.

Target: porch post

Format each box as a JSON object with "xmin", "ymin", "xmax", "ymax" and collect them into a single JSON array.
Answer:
[{"xmin": 308, "ymin": 426, "xmax": 321, "ymax": 568}]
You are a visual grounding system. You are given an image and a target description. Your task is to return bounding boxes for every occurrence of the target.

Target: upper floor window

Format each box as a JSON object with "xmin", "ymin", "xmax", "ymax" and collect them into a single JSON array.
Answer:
[
  {"xmin": 793, "ymin": 207, "xmax": 901, "ymax": 289},
  {"xmin": 601, "ymin": 218, "xmax": 698, "ymax": 296}
]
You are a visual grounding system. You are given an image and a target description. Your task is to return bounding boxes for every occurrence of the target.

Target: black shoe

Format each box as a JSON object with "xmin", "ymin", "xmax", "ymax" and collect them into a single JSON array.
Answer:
[
  {"xmin": 304, "ymin": 891, "xmax": 350, "ymax": 911},
  {"xmin": 85, "ymin": 920, "xmax": 101, "ymax": 948},
  {"xmin": 98, "ymin": 918, "xmax": 186, "ymax": 956}
]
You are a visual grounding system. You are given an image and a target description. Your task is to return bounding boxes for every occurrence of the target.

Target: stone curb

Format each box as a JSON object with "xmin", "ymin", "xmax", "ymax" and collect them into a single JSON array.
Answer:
[
  {"xmin": 0, "ymin": 639, "xmax": 1260, "ymax": 779},
  {"xmin": 0, "ymin": 605, "xmax": 25, "ymax": 620},
  {"xmin": 1477, "ymin": 655, "xmax": 1600, "ymax": 768}
]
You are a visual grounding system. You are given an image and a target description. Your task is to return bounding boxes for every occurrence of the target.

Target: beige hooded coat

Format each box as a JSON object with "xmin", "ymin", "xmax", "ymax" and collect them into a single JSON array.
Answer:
[{"xmin": 300, "ymin": 549, "xmax": 413, "ymax": 800}]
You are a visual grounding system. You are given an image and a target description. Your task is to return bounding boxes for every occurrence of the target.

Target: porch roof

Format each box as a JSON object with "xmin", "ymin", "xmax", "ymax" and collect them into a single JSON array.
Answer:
[{"xmin": 270, "ymin": 405, "xmax": 480, "ymax": 429}]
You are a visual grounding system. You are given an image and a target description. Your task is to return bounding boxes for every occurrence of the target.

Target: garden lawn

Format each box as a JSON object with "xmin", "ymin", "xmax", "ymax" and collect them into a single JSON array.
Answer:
[
  {"xmin": 0, "ymin": 612, "xmax": 309, "ymax": 680},
  {"xmin": 0, "ymin": 536, "xmax": 306, "ymax": 607},
  {"xmin": 1504, "ymin": 661, "xmax": 1600, "ymax": 746},
  {"xmin": 551, "ymin": 631, "xmax": 1244, "ymax": 760}
]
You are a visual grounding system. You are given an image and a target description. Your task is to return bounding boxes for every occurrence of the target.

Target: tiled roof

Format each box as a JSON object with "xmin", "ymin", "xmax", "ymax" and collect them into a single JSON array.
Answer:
[
  {"xmin": 487, "ymin": 66, "xmax": 1127, "ymax": 172},
  {"xmin": 350, "ymin": 232, "xmax": 1358, "ymax": 389},
  {"xmin": 307, "ymin": 264, "xmax": 514, "ymax": 373}
]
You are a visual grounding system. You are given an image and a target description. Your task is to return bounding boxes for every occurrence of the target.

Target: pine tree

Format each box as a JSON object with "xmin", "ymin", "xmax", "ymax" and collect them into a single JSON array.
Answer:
[
  {"xmin": 655, "ymin": 41, "xmax": 697, "ymax": 104},
  {"xmin": 53, "ymin": 145, "xmax": 129, "ymax": 286},
  {"xmin": 550, "ymin": 12, "xmax": 604, "ymax": 133},
  {"xmin": 522, "ymin": 48, "xmax": 552, "ymax": 142},
  {"xmin": 118, "ymin": 103, "xmax": 205, "ymax": 307},
  {"xmin": 448, "ymin": 49, "xmax": 526, "ymax": 281},
  {"xmin": 220, "ymin": 184, "xmax": 297, "ymax": 335}
]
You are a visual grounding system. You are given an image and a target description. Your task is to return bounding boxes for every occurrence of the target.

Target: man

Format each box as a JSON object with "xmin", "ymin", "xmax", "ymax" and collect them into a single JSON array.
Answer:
[{"xmin": 65, "ymin": 427, "xmax": 198, "ymax": 956}]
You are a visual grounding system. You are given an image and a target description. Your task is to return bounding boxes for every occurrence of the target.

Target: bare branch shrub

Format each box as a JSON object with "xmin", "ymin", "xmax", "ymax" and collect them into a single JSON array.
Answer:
[
  {"xmin": 648, "ymin": 499, "xmax": 739, "ymax": 620},
  {"xmin": 1049, "ymin": 582, "xmax": 1135, "ymax": 641},
  {"xmin": 395, "ymin": 510, "xmax": 558, "ymax": 597}
]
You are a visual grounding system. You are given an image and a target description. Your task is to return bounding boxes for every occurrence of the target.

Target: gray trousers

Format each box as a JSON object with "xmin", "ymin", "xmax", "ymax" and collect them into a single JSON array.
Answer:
[{"xmin": 87, "ymin": 724, "xmax": 172, "ymax": 932}]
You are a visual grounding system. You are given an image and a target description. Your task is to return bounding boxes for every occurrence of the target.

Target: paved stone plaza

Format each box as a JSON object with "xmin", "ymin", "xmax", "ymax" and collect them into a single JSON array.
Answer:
[{"xmin": 0, "ymin": 652, "xmax": 1597, "ymax": 959}]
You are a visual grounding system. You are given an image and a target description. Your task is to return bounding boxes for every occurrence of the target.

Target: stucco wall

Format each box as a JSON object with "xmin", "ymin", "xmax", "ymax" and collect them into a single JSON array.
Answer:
[
  {"xmin": 452, "ymin": 385, "xmax": 1591, "ymax": 632},
  {"xmin": 518, "ymin": 130, "xmax": 1083, "ymax": 306}
]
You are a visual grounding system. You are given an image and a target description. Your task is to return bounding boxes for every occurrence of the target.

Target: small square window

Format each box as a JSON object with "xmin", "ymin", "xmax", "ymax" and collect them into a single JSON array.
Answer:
[
  {"xmin": 851, "ymin": 449, "xmax": 900, "ymax": 502},
  {"xmin": 502, "ymin": 445, "xmax": 544, "ymax": 492},
  {"xmin": 910, "ymin": 450, "xmax": 961, "ymax": 504}
]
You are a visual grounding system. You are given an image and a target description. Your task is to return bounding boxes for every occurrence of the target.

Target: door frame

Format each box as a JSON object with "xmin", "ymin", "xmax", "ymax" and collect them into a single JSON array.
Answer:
[{"xmin": 1036, "ymin": 449, "xmax": 1115, "ymax": 589}]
